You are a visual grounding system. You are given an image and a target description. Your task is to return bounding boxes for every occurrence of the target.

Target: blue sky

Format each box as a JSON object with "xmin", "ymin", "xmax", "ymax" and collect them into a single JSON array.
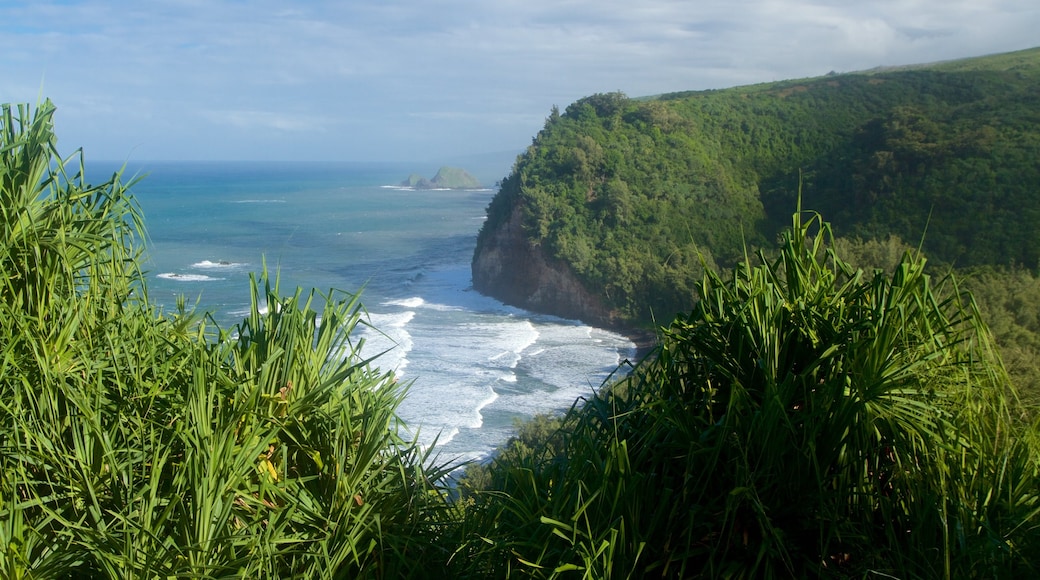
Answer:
[{"xmin": 2, "ymin": 0, "xmax": 1037, "ymax": 163}]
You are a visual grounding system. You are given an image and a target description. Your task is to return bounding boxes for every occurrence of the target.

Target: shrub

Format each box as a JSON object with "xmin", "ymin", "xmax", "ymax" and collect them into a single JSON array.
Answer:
[
  {"xmin": 462, "ymin": 205, "xmax": 1040, "ymax": 578},
  {"xmin": 0, "ymin": 101, "xmax": 453, "ymax": 578}
]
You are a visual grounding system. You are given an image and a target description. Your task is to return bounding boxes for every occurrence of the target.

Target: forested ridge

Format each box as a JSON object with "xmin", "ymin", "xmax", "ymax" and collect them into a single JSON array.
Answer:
[
  {"xmin": 474, "ymin": 45, "xmax": 1040, "ymax": 397},
  {"xmin": 477, "ymin": 47, "xmax": 1040, "ymax": 315}
]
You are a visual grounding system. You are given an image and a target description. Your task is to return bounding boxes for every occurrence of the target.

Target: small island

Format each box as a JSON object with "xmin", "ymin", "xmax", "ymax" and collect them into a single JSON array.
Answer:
[{"xmin": 400, "ymin": 166, "xmax": 481, "ymax": 189}]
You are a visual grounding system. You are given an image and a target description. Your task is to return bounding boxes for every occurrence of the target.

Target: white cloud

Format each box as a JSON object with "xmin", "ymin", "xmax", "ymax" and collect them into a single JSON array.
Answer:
[{"xmin": 0, "ymin": 0, "xmax": 1036, "ymax": 160}]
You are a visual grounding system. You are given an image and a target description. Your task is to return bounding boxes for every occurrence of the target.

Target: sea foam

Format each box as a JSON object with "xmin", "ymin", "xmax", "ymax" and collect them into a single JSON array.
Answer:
[
  {"xmin": 157, "ymin": 272, "xmax": 223, "ymax": 282},
  {"xmin": 192, "ymin": 260, "xmax": 246, "ymax": 269}
]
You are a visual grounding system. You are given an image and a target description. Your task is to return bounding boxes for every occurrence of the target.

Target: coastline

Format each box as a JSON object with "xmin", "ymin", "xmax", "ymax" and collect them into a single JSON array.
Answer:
[
  {"xmin": 617, "ymin": 325, "xmax": 662, "ymax": 366},
  {"xmin": 447, "ymin": 320, "xmax": 664, "ymax": 485}
]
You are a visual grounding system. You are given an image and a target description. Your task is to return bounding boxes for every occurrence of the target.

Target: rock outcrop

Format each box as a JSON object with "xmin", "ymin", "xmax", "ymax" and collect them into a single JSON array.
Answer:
[
  {"xmin": 472, "ymin": 204, "xmax": 617, "ymax": 327},
  {"xmin": 400, "ymin": 166, "xmax": 481, "ymax": 189}
]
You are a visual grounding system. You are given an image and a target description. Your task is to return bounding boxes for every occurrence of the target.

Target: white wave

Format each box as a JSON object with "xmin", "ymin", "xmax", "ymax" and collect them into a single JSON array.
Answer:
[
  {"xmin": 377, "ymin": 311, "xmax": 416, "ymax": 328},
  {"xmin": 357, "ymin": 311, "xmax": 415, "ymax": 374},
  {"xmin": 192, "ymin": 260, "xmax": 246, "ymax": 269},
  {"xmin": 435, "ymin": 426, "xmax": 460, "ymax": 446},
  {"xmin": 471, "ymin": 388, "xmax": 500, "ymax": 429},
  {"xmin": 422, "ymin": 301, "xmax": 463, "ymax": 312},
  {"xmin": 157, "ymin": 272, "xmax": 223, "ymax": 282},
  {"xmin": 232, "ymin": 199, "xmax": 286, "ymax": 204},
  {"xmin": 489, "ymin": 350, "xmax": 522, "ymax": 368},
  {"xmin": 384, "ymin": 296, "xmax": 425, "ymax": 308},
  {"xmin": 227, "ymin": 301, "xmax": 278, "ymax": 318},
  {"xmin": 384, "ymin": 295, "xmax": 465, "ymax": 312},
  {"xmin": 459, "ymin": 320, "xmax": 539, "ymax": 365},
  {"xmin": 514, "ymin": 324, "xmax": 636, "ymax": 410},
  {"xmin": 342, "ymin": 263, "xmax": 633, "ymax": 462},
  {"xmin": 416, "ymin": 267, "xmax": 529, "ymax": 316}
]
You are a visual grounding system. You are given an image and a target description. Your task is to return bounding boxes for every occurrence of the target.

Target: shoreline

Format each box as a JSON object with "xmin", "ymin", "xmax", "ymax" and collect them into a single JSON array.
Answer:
[
  {"xmin": 621, "ymin": 326, "xmax": 662, "ymax": 364},
  {"xmin": 447, "ymin": 323, "xmax": 663, "ymax": 486}
]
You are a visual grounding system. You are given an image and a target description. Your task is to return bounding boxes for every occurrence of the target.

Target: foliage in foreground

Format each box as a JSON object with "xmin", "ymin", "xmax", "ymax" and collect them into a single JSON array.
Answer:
[
  {"xmin": 457, "ymin": 208, "xmax": 1040, "ymax": 577},
  {"xmin": 6, "ymin": 97, "xmax": 1040, "ymax": 579},
  {"xmin": 0, "ymin": 101, "xmax": 453, "ymax": 578}
]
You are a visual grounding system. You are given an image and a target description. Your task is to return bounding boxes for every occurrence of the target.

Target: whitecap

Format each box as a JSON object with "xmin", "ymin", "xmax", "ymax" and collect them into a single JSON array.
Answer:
[
  {"xmin": 383, "ymin": 296, "xmax": 465, "ymax": 312},
  {"xmin": 384, "ymin": 296, "xmax": 425, "ymax": 308},
  {"xmin": 157, "ymin": 272, "xmax": 224, "ymax": 282},
  {"xmin": 357, "ymin": 311, "xmax": 415, "ymax": 374},
  {"xmin": 436, "ymin": 426, "xmax": 460, "ymax": 446},
  {"xmin": 227, "ymin": 302, "xmax": 275, "ymax": 318},
  {"xmin": 375, "ymin": 311, "xmax": 416, "ymax": 328},
  {"xmin": 192, "ymin": 259, "xmax": 246, "ymax": 269},
  {"xmin": 489, "ymin": 351, "xmax": 522, "ymax": 368},
  {"xmin": 225, "ymin": 307, "xmax": 251, "ymax": 320},
  {"xmin": 460, "ymin": 320, "xmax": 540, "ymax": 364},
  {"xmin": 420, "ymin": 301, "xmax": 463, "ymax": 312},
  {"xmin": 471, "ymin": 388, "xmax": 500, "ymax": 429}
]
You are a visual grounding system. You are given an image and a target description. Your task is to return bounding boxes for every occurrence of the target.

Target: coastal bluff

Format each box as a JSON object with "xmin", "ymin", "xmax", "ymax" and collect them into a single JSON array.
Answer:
[
  {"xmin": 400, "ymin": 166, "xmax": 481, "ymax": 189},
  {"xmin": 471, "ymin": 47, "xmax": 1040, "ymax": 333},
  {"xmin": 472, "ymin": 203, "xmax": 617, "ymax": 328}
]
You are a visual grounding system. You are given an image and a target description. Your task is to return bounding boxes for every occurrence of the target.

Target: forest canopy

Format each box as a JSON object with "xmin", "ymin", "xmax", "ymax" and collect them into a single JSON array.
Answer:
[{"xmin": 476, "ymin": 47, "xmax": 1040, "ymax": 327}]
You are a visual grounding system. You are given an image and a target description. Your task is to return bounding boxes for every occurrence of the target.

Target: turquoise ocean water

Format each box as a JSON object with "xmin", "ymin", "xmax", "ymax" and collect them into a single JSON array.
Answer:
[{"xmin": 94, "ymin": 161, "xmax": 635, "ymax": 463}]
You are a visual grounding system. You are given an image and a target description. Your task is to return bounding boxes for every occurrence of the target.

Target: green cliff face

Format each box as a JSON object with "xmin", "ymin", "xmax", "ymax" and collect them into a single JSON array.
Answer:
[{"xmin": 473, "ymin": 46, "xmax": 1040, "ymax": 328}]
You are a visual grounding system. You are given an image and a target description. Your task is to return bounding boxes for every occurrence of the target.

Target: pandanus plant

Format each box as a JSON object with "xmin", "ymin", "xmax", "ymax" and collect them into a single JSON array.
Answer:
[
  {"xmin": 459, "ymin": 203, "xmax": 1039, "ymax": 578},
  {"xmin": 0, "ymin": 101, "xmax": 454, "ymax": 578}
]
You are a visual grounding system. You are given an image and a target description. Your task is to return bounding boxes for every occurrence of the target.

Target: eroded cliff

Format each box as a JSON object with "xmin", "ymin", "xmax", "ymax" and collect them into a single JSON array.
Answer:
[{"xmin": 472, "ymin": 204, "xmax": 617, "ymax": 328}]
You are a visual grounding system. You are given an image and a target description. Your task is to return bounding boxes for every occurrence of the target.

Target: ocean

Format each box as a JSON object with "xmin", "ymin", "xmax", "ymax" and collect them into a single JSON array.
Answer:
[{"xmin": 93, "ymin": 161, "xmax": 636, "ymax": 464}]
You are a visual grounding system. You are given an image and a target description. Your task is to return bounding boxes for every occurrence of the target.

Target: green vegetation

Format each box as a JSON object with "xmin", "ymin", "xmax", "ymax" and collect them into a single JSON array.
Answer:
[
  {"xmin": 401, "ymin": 166, "xmax": 482, "ymax": 189},
  {"xmin": 0, "ymin": 101, "xmax": 453, "ymax": 578},
  {"xmin": 8, "ymin": 46, "xmax": 1040, "ymax": 577},
  {"xmin": 476, "ymin": 47, "xmax": 1040, "ymax": 322},
  {"xmin": 456, "ymin": 209, "xmax": 1040, "ymax": 577}
]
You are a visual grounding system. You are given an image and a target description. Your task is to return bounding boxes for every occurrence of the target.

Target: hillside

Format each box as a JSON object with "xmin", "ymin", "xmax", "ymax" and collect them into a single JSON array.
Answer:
[{"xmin": 472, "ymin": 46, "xmax": 1040, "ymax": 329}]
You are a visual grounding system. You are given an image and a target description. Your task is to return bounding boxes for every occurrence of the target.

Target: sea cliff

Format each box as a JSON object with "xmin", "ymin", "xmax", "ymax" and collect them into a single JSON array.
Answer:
[
  {"xmin": 472, "ymin": 47, "xmax": 1040, "ymax": 334},
  {"xmin": 472, "ymin": 203, "xmax": 617, "ymax": 329}
]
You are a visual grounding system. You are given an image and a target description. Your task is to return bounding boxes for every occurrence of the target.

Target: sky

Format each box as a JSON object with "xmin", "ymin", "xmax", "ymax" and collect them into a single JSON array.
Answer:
[{"xmin": 1, "ymin": 0, "xmax": 1038, "ymax": 164}]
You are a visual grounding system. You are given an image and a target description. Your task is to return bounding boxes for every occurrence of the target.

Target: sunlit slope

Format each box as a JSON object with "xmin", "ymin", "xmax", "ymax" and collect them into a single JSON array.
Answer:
[{"xmin": 474, "ymin": 46, "xmax": 1040, "ymax": 325}]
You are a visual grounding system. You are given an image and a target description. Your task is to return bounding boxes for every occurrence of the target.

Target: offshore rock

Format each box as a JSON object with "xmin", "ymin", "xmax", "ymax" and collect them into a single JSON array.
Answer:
[{"xmin": 400, "ymin": 166, "xmax": 481, "ymax": 189}]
